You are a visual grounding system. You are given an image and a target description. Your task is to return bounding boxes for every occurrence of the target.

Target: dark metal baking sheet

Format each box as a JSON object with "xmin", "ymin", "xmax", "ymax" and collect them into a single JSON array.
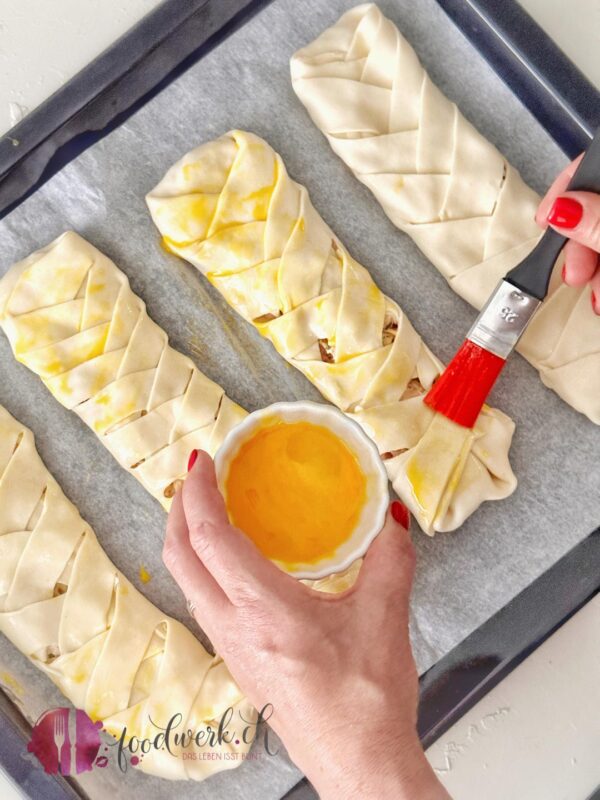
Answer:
[
  {"xmin": 0, "ymin": 1, "xmax": 599, "ymax": 799},
  {"xmin": 417, "ymin": 527, "xmax": 600, "ymax": 749},
  {"xmin": 436, "ymin": 0, "xmax": 600, "ymax": 157}
]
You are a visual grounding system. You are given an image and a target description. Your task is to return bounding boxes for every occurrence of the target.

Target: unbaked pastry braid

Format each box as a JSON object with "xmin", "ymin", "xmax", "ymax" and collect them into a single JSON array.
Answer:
[
  {"xmin": 0, "ymin": 232, "xmax": 368, "ymax": 582},
  {"xmin": 291, "ymin": 3, "xmax": 600, "ymax": 424},
  {"xmin": 147, "ymin": 129, "xmax": 517, "ymax": 534},
  {"xmin": 0, "ymin": 231, "xmax": 247, "ymax": 510},
  {"xmin": 0, "ymin": 405, "xmax": 254, "ymax": 781}
]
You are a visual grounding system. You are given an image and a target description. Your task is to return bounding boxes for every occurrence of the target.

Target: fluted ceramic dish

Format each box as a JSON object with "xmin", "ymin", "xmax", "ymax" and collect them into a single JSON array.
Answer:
[{"xmin": 214, "ymin": 401, "xmax": 389, "ymax": 580}]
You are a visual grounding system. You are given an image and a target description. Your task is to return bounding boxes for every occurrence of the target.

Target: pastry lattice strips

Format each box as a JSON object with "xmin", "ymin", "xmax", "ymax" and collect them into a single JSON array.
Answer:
[
  {"xmin": 0, "ymin": 232, "xmax": 247, "ymax": 510},
  {"xmin": 0, "ymin": 233, "xmax": 373, "ymax": 580},
  {"xmin": 0, "ymin": 406, "xmax": 254, "ymax": 781},
  {"xmin": 147, "ymin": 129, "xmax": 517, "ymax": 534},
  {"xmin": 290, "ymin": 3, "xmax": 600, "ymax": 424}
]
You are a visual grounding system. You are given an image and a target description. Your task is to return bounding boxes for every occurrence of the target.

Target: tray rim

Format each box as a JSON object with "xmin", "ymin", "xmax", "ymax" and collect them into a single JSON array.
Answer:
[
  {"xmin": 0, "ymin": 0, "xmax": 599, "ymax": 797},
  {"xmin": 436, "ymin": 0, "xmax": 600, "ymax": 157},
  {"xmin": 0, "ymin": 0, "xmax": 274, "ymax": 219},
  {"xmin": 283, "ymin": 528, "xmax": 600, "ymax": 799},
  {"xmin": 1, "ymin": 0, "xmax": 600, "ymax": 217}
]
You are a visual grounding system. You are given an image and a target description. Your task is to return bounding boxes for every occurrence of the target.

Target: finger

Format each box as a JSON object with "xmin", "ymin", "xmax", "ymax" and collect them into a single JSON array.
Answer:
[
  {"xmin": 182, "ymin": 450, "xmax": 290, "ymax": 605},
  {"xmin": 591, "ymin": 269, "xmax": 600, "ymax": 315},
  {"xmin": 563, "ymin": 239, "xmax": 599, "ymax": 287},
  {"xmin": 184, "ymin": 449, "xmax": 230, "ymax": 527},
  {"xmin": 162, "ymin": 488, "xmax": 232, "ymax": 633},
  {"xmin": 355, "ymin": 502, "xmax": 415, "ymax": 612},
  {"xmin": 536, "ymin": 154, "xmax": 583, "ymax": 227},
  {"xmin": 546, "ymin": 191, "xmax": 600, "ymax": 253}
]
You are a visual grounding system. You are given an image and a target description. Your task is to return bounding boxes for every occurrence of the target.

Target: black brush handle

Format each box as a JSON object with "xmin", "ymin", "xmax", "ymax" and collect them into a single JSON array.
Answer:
[{"xmin": 506, "ymin": 126, "xmax": 600, "ymax": 299}]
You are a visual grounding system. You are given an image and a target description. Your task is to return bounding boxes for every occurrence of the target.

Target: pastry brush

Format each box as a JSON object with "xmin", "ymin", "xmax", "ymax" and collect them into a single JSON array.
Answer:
[{"xmin": 425, "ymin": 127, "xmax": 600, "ymax": 428}]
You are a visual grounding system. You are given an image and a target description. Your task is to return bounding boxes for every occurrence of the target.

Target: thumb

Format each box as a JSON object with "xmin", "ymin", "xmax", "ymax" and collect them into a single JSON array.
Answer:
[
  {"xmin": 355, "ymin": 501, "xmax": 415, "ymax": 611},
  {"xmin": 546, "ymin": 191, "xmax": 600, "ymax": 253}
]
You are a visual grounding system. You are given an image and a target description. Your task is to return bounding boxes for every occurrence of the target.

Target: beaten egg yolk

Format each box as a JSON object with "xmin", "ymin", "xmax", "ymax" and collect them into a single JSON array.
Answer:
[{"xmin": 224, "ymin": 420, "xmax": 367, "ymax": 566}]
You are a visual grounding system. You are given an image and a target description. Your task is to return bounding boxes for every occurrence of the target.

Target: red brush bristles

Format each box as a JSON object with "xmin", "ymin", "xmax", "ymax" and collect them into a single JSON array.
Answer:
[{"xmin": 424, "ymin": 340, "xmax": 507, "ymax": 429}]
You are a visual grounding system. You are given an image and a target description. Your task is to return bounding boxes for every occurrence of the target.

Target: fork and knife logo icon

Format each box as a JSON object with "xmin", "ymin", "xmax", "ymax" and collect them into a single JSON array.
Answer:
[
  {"xmin": 28, "ymin": 706, "xmax": 104, "ymax": 776},
  {"xmin": 52, "ymin": 709, "xmax": 78, "ymax": 775}
]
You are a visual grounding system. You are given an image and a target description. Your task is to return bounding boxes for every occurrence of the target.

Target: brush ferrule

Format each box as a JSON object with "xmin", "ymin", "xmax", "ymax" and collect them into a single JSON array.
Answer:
[{"xmin": 467, "ymin": 280, "xmax": 541, "ymax": 359}]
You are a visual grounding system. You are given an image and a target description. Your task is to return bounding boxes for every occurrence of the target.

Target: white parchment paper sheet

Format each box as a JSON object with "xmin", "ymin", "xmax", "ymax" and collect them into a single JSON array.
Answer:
[{"xmin": 0, "ymin": 0, "xmax": 598, "ymax": 798}]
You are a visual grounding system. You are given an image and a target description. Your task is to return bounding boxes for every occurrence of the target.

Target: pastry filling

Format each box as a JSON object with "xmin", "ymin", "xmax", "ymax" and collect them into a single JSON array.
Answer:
[{"xmin": 223, "ymin": 419, "xmax": 367, "ymax": 566}]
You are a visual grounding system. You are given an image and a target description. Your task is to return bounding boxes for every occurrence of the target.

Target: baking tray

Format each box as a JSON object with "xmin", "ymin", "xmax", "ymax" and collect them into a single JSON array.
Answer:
[
  {"xmin": 2, "ymin": 0, "xmax": 599, "ymax": 222},
  {"xmin": 435, "ymin": 0, "xmax": 600, "ymax": 156},
  {"xmin": 0, "ymin": 1, "xmax": 599, "ymax": 798}
]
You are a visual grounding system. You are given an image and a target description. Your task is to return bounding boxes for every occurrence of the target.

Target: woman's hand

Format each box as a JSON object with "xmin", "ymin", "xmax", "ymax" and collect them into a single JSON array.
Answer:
[
  {"xmin": 163, "ymin": 450, "xmax": 449, "ymax": 800},
  {"xmin": 536, "ymin": 154, "xmax": 600, "ymax": 313}
]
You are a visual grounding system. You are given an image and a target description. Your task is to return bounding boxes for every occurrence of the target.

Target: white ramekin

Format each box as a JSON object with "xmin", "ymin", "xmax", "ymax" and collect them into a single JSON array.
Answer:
[{"xmin": 214, "ymin": 401, "xmax": 389, "ymax": 580}]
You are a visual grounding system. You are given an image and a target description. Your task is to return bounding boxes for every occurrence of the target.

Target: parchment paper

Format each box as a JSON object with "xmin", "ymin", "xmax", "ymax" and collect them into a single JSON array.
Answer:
[{"xmin": 0, "ymin": 0, "xmax": 598, "ymax": 798}]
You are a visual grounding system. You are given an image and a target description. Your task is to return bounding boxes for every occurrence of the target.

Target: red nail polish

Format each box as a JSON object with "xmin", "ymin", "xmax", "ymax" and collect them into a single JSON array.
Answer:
[
  {"xmin": 547, "ymin": 197, "xmax": 583, "ymax": 229},
  {"xmin": 391, "ymin": 500, "xmax": 410, "ymax": 530},
  {"xmin": 187, "ymin": 449, "xmax": 199, "ymax": 472},
  {"xmin": 592, "ymin": 291, "xmax": 599, "ymax": 315}
]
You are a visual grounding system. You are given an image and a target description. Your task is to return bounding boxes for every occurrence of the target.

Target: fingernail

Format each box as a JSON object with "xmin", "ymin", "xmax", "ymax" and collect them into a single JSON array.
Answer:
[
  {"xmin": 547, "ymin": 197, "xmax": 583, "ymax": 229},
  {"xmin": 592, "ymin": 291, "xmax": 599, "ymax": 315},
  {"xmin": 187, "ymin": 449, "xmax": 199, "ymax": 472},
  {"xmin": 391, "ymin": 500, "xmax": 410, "ymax": 530},
  {"xmin": 561, "ymin": 263, "xmax": 568, "ymax": 283}
]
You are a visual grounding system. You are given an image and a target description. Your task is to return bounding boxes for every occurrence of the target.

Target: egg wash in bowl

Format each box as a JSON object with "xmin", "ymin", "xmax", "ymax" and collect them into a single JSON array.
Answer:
[{"xmin": 214, "ymin": 402, "xmax": 389, "ymax": 580}]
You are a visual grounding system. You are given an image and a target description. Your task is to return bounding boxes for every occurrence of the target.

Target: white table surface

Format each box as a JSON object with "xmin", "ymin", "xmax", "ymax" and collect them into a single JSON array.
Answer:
[
  {"xmin": 0, "ymin": 771, "xmax": 25, "ymax": 800},
  {"xmin": 426, "ymin": 595, "xmax": 600, "ymax": 800},
  {"xmin": 0, "ymin": 0, "xmax": 163, "ymax": 135},
  {"xmin": 0, "ymin": 1, "xmax": 598, "ymax": 799}
]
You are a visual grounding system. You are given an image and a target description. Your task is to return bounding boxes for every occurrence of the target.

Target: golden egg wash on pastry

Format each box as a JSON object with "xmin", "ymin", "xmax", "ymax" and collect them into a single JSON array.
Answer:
[{"xmin": 223, "ymin": 419, "xmax": 367, "ymax": 566}]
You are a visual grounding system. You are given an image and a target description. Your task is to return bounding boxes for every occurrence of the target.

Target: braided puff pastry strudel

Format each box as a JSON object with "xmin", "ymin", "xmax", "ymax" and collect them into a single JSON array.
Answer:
[
  {"xmin": 0, "ymin": 232, "xmax": 246, "ymax": 509},
  {"xmin": 291, "ymin": 3, "xmax": 600, "ymax": 424},
  {"xmin": 147, "ymin": 130, "xmax": 517, "ymax": 534},
  {"xmin": 0, "ymin": 233, "xmax": 362, "ymax": 589},
  {"xmin": 0, "ymin": 406, "xmax": 254, "ymax": 781}
]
